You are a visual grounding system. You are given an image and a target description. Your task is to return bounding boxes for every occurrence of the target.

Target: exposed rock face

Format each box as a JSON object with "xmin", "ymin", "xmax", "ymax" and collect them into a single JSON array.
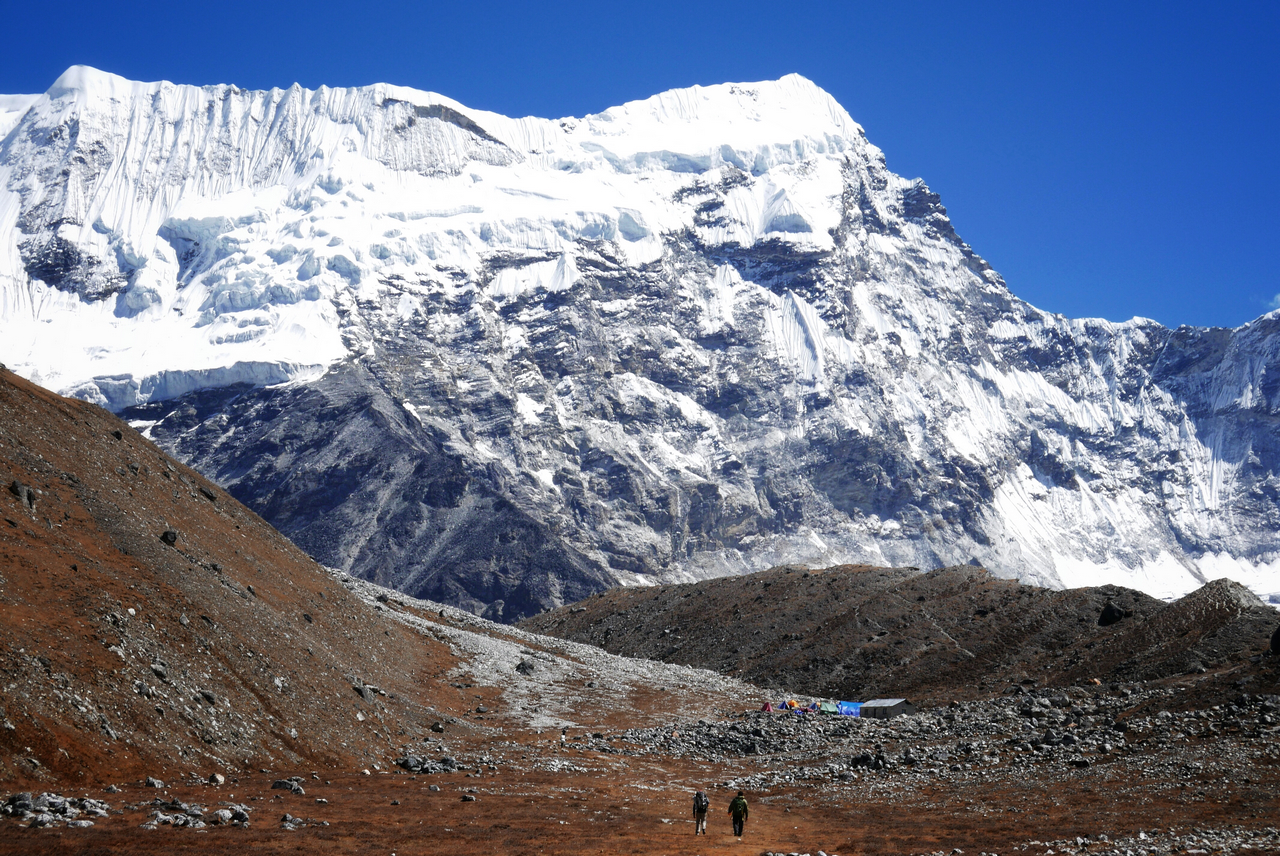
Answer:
[{"xmin": 5, "ymin": 68, "xmax": 1280, "ymax": 620}]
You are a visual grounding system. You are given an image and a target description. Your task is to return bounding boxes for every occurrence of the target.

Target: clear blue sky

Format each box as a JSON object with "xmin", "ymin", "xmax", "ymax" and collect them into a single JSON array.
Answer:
[{"xmin": 2, "ymin": 1, "xmax": 1276, "ymax": 330}]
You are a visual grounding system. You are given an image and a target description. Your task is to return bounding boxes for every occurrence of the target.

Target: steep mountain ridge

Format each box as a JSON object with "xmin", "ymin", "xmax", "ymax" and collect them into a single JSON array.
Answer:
[{"xmin": 4, "ymin": 67, "xmax": 1280, "ymax": 619}]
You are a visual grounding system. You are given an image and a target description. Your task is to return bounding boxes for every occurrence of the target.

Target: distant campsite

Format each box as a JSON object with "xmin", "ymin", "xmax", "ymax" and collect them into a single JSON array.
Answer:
[{"xmin": 763, "ymin": 698, "xmax": 918, "ymax": 719}]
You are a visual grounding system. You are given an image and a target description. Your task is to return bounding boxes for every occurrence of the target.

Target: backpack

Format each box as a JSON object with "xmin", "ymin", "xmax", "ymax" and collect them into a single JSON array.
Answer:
[{"xmin": 693, "ymin": 791, "xmax": 709, "ymax": 812}]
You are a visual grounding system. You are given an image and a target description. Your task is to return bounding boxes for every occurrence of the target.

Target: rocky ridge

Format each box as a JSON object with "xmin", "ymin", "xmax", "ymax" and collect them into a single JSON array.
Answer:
[{"xmin": 521, "ymin": 562, "xmax": 1280, "ymax": 704}]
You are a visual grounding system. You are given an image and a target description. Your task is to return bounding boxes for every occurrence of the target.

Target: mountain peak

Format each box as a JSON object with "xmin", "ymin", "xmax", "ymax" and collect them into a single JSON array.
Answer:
[
  {"xmin": 46, "ymin": 64, "xmax": 162, "ymax": 101},
  {"xmin": 582, "ymin": 73, "xmax": 863, "ymax": 154}
]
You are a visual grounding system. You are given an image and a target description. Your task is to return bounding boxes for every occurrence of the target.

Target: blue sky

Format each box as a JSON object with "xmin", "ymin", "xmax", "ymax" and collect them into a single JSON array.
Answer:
[{"xmin": 2, "ymin": 1, "xmax": 1276, "ymax": 329}]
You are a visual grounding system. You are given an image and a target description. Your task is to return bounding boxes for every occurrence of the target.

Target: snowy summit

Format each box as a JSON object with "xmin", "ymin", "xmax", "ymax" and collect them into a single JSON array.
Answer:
[{"xmin": 2, "ymin": 66, "xmax": 1279, "ymax": 619}]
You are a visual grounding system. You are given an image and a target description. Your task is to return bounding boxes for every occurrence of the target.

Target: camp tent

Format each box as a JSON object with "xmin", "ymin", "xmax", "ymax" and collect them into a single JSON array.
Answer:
[
  {"xmin": 859, "ymin": 698, "xmax": 917, "ymax": 720},
  {"xmin": 836, "ymin": 701, "xmax": 862, "ymax": 717},
  {"xmin": 819, "ymin": 701, "xmax": 839, "ymax": 715}
]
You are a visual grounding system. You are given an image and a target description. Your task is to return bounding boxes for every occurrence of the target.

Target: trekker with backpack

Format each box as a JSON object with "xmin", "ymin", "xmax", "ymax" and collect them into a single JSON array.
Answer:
[
  {"xmin": 727, "ymin": 790, "xmax": 749, "ymax": 837},
  {"xmin": 692, "ymin": 789, "xmax": 709, "ymax": 834}
]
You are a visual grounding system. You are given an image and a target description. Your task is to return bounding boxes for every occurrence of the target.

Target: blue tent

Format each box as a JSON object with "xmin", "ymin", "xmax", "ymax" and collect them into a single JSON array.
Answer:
[{"xmin": 836, "ymin": 701, "xmax": 862, "ymax": 717}]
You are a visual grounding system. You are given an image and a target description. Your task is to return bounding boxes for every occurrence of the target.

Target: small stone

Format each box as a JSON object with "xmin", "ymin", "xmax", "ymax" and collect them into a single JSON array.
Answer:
[
  {"xmin": 208, "ymin": 773, "xmax": 225, "ymax": 785},
  {"xmin": 145, "ymin": 776, "xmax": 164, "ymax": 788},
  {"xmin": 160, "ymin": 530, "xmax": 178, "ymax": 546}
]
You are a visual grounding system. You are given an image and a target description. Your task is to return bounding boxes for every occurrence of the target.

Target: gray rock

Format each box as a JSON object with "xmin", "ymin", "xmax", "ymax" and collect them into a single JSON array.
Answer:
[
  {"xmin": 8, "ymin": 480, "xmax": 36, "ymax": 511},
  {"xmin": 271, "ymin": 778, "xmax": 306, "ymax": 795}
]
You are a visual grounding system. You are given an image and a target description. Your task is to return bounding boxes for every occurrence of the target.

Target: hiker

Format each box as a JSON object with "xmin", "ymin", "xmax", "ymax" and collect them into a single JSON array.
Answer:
[
  {"xmin": 727, "ymin": 790, "xmax": 748, "ymax": 837},
  {"xmin": 692, "ymin": 789, "xmax": 709, "ymax": 834}
]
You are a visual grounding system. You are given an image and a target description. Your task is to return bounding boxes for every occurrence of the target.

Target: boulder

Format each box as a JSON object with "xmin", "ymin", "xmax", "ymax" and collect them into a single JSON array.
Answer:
[
  {"xmin": 271, "ymin": 778, "xmax": 306, "ymax": 795},
  {"xmin": 8, "ymin": 480, "xmax": 36, "ymax": 511},
  {"xmin": 1099, "ymin": 602, "xmax": 1127, "ymax": 627}
]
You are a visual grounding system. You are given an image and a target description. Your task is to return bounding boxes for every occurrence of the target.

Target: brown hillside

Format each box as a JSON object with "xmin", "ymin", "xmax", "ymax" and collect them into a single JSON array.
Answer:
[{"xmin": 0, "ymin": 367, "xmax": 463, "ymax": 786}]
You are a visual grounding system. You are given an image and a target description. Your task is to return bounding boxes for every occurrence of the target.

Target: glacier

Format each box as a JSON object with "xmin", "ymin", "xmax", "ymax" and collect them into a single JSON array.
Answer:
[{"xmin": 3, "ymin": 66, "xmax": 1280, "ymax": 620}]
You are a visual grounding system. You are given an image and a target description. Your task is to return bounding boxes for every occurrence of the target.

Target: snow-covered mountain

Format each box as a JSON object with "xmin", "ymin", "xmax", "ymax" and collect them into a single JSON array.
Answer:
[{"xmin": 4, "ymin": 66, "xmax": 1280, "ymax": 620}]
